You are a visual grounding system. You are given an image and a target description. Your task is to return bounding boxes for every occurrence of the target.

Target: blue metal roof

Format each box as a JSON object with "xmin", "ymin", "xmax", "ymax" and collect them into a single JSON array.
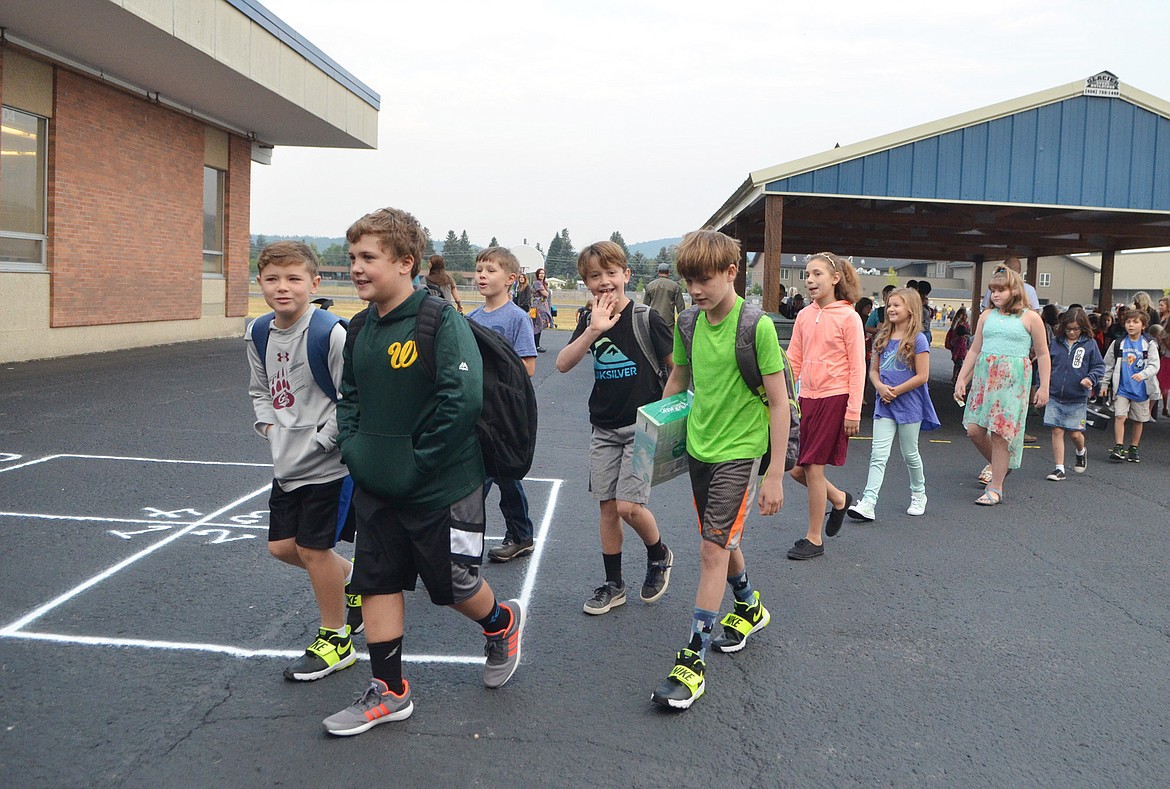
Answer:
[{"xmin": 764, "ymin": 95, "xmax": 1170, "ymax": 212}]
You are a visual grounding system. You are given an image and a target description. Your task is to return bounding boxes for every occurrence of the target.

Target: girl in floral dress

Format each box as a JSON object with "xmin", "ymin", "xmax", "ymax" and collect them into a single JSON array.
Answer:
[{"xmin": 953, "ymin": 267, "xmax": 1050, "ymax": 505}]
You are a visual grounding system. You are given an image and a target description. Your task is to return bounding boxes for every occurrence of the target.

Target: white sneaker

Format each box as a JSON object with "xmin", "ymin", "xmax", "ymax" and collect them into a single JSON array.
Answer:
[
  {"xmin": 846, "ymin": 497, "xmax": 875, "ymax": 522},
  {"xmin": 907, "ymin": 493, "xmax": 927, "ymax": 516}
]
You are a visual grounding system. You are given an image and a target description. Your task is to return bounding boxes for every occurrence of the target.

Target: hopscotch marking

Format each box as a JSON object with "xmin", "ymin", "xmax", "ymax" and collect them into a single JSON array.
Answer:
[{"xmin": 0, "ymin": 452, "xmax": 561, "ymax": 666}]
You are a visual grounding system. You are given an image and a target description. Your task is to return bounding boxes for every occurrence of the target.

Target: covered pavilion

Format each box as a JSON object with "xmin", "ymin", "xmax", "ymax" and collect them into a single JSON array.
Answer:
[{"xmin": 704, "ymin": 71, "xmax": 1170, "ymax": 316}]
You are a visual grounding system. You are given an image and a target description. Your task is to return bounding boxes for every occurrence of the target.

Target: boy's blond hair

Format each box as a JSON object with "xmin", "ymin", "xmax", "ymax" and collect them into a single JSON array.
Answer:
[
  {"xmin": 476, "ymin": 246, "xmax": 520, "ymax": 277},
  {"xmin": 675, "ymin": 230, "xmax": 739, "ymax": 280},
  {"xmin": 345, "ymin": 207, "xmax": 426, "ymax": 277},
  {"xmin": 257, "ymin": 240, "xmax": 319, "ymax": 278},
  {"xmin": 576, "ymin": 240, "xmax": 627, "ymax": 278}
]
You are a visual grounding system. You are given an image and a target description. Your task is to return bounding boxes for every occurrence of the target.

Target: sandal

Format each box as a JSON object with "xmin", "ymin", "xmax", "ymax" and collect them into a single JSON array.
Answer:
[
  {"xmin": 976, "ymin": 464, "xmax": 993, "ymax": 485},
  {"xmin": 975, "ymin": 487, "xmax": 1003, "ymax": 506}
]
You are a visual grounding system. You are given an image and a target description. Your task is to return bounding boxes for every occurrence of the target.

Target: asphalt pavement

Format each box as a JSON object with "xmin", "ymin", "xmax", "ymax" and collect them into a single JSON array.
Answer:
[{"xmin": 0, "ymin": 331, "xmax": 1167, "ymax": 788}]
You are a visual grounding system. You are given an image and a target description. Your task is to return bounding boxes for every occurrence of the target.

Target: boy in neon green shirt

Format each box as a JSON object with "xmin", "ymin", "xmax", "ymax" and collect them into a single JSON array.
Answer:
[{"xmin": 651, "ymin": 230, "xmax": 789, "ymax": 710}]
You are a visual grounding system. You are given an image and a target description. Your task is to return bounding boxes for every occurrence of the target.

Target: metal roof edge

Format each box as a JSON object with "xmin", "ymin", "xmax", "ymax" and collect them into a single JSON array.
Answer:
[
  {"xmin": 226, "ymin": 0, "xmax": 380, "ymax": 110},
  {"xmin": 704, "ymin": 176, "xmax": 762, "ymax": 232},
  {"xmin": 751, "ymin": 190, "xmax": 1170, "ymax": 217}
]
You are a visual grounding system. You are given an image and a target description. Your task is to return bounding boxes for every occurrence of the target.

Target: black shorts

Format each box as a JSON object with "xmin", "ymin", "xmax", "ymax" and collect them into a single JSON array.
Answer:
[
  {"xmin": 350, "ymin": 486, "xmax": 485, "ymax": 606},
  {"xmin": 267, "ymin": 477, "xmax": 356, "ymax": 549}
]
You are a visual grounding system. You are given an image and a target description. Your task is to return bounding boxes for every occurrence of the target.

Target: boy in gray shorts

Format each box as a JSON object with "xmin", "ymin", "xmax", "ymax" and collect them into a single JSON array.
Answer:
[{"xmin": 556, "ymin": 241, "xmax": 675, "ymax": 614}]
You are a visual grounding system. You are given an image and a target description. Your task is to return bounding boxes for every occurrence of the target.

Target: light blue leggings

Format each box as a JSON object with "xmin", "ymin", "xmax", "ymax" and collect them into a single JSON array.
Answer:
[{"xmin": 861, "ymin": 418, "xmax": 925, "ymax": 505}]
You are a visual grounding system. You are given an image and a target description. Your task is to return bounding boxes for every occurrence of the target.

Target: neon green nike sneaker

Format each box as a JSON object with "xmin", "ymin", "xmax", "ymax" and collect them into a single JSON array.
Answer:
[
  {"xmin": 650, "ymin": 648, "xmax": 705, "ymax": 710},
  {"xmin": 711, "ymin": 591, "xmax": 770, "ymax": 654},
  {"xmin": 284, "ymin": 627, "xmax": 356, "ymax": 681}
]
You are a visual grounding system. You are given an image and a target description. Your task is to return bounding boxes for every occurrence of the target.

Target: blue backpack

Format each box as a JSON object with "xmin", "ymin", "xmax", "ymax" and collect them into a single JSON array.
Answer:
[{"xmin": 250, "ymin": 308, "xmax": 348, "ymax": 402}]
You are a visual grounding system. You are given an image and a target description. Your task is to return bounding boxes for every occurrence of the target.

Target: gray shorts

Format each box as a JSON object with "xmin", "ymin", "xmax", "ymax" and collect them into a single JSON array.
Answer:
[
  {"xmin": 1043, "ymin": 399, "xmax": 1087, "ymax": 431},
  {"xmin": 1114, "ymin": 396, "xmax": 1151, "ymax": 422},
  {"xmin": 589, "ymin": 425, "xmax": 651, "ymax": 504}
]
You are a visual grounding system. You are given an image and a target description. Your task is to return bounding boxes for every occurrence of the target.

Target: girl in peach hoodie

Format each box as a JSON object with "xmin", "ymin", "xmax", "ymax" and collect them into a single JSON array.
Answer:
[{"xmin": 785, "ymin": 253, "xmax": 866, "ymax": 560}]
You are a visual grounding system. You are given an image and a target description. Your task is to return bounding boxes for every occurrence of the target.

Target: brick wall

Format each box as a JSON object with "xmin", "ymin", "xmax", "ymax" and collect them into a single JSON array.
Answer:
[{"xmin": 48, "ymin": 70, "xmax": 205, "ymax": 326}]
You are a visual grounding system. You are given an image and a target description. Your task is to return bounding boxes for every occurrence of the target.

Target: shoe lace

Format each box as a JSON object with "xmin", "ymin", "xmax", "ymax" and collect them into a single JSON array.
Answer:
[
  {"xmin": 483, "ymin": 630, "xmax": 506, "ymax": 662},
  {"xmin": 352, "ymin": 681, "xmax": 384, "ymax": 707},
  {"xmin": 591, "ymin": 584, "xmax": 612, "ymax": 601}
]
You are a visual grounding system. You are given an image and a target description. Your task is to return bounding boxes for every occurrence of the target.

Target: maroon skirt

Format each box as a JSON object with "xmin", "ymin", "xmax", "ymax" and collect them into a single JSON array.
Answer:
[{"xmin": 797, "ymin": 393, "xmax": 850, "ymax": 467}]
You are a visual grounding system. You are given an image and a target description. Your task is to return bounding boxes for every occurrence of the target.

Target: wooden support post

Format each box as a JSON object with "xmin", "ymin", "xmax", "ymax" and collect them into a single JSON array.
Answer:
[
  {"xmin": 735, "ymin": 246, "xmax": 747, "ymax": 297},
  {"xmin": 1097, "ymin": 249, "xmax": 1115, "ymax": 315},
  {"xmin": 1026, "ymin": 255, "xmax": 1039, "ymax": 288},
  {"xmin": 763, "ymin": 195, "xmax": 784, "ymax": 313},
  {"xmin": 970, "ymin": 254, "xmax": 985, "ymax": 322}
]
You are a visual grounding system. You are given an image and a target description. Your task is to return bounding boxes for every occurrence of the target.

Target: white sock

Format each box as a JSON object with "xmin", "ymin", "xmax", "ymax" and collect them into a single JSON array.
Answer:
[
  {"xmin": 1055, "ymin": 464, "xmax": 1065, "ymax": 473},
  {"xmin": 1075, "ymin": 448, "xmax": 1086, "ymax": 456}
]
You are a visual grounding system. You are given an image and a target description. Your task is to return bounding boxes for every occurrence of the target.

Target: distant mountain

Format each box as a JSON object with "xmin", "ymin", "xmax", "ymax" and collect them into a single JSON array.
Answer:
[{"xmin": 627, "ymin": 237, "xmax": 683, "ymax": 258}]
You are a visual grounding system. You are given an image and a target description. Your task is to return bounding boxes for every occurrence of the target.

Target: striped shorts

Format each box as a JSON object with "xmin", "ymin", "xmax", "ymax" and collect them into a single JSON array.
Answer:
[{"xmin": 687, "ymin": 455, "xmax": 761, "ymax": 550}]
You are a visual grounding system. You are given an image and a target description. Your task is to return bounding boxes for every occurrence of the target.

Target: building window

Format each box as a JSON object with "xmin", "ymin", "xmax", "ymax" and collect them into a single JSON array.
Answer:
[
  {"xmin": 1038, "ymin": 272, "xmax": 1051, "ymax": 288},
  {"xmin": 202, "ymin": 166, "xmax": 225, "ymax": 274},
  {"xmin": 780, "ymin": 268, "xmax": 789, "ymax": 280},
  {"xmin": 0, "ymin": 106, "xmax": 48, "ymax": 270}
]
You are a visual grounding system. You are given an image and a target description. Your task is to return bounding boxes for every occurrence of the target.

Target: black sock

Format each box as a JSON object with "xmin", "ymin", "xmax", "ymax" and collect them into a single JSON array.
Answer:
[
  {"xmin": 368, "ymin": 638, "xmax": 404, "ymax": 694},
  {"xmin": 534, "ymin": 332, "xmax": 542, "ymax": 346},
  {"xmin": 646, "ymin": 539, "xmax": 667, "ymax": 563},
  {"xmin": 477, "ymin": 601, "xmax": 511, "ymax": 633},
  {"xmin": 602, "ymin": 552, "xmax": 622, "ymax": 586}
]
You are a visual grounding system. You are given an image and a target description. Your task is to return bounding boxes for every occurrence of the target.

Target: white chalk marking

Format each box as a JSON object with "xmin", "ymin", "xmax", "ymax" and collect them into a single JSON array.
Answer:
[
  {"xmin": 1, "ymin": 631, "xmax": 481, "ymax": 664},
  {"xmin": 0, "ymin": 483, "xmax": 271, "ymax": 635}
]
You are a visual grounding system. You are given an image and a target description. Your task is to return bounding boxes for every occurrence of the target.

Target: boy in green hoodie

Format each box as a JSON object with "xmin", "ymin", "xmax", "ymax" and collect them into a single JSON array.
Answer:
[{"xmin": 322, "ymin": 207, "xmax": 525, "ymax": 737}]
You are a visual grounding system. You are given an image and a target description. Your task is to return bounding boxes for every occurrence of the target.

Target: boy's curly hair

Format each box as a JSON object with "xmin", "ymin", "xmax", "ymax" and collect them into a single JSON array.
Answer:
[{"xmin": 346, "ymin": 207, "xmax": 427, "ymax": 278}]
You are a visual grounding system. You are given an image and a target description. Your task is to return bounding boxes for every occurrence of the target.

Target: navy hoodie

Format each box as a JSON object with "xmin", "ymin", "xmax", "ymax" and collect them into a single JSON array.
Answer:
[{"xmin": 1048, "ymin": 334, "xmax": 1105, "ymax": 402}]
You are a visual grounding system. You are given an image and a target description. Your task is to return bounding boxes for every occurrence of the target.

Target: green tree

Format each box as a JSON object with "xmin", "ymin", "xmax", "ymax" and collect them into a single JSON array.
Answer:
[
  {"xmin": 546, "ymin": 232, "xmax": 566, "ymax": 278},
  {"xmin": 609, "ymin": 231, "xmax": 629, "ymax": 260},
  {"xmin": 886, "ymin": 267, "xmax": 899, "ymax": 287},
  {"xmin": 423, "ymin": 227, "xmax": 436, "ymax": 259},
  {"xmin": 489, "ymin": 236, "xmax": 499, "ymax": 247},
  {"xmin": 442, "ymin": 230, "xmax": 459, "ymax": 259},
  {"xmin": 629, "ymin": 250, "xmax": 652, "ymax": 289}
]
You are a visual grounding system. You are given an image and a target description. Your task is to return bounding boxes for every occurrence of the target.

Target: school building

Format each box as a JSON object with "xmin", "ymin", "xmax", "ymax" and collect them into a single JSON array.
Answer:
[{"xmin": 0, "ymin": 0, "xmax": 378, "ymax": 363}]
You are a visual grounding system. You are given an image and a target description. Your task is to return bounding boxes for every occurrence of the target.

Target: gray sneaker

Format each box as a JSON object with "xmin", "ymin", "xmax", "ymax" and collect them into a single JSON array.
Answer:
[
  {"xmin": 322, "ymin": 679, "xmax": 413, "ymax": 736},
  {"xmin": 483, "ymin": 598, "xmax": 525, "ymax": 688},
  {"xmin": 583, "ymin": 581, "xmax": 626, "ymax": 615},
  {"xmin": 488, "ymin": 538, "xmax": 535, "ymax": 563},
  {"xmin": 640, "ymin": 546, "xmax": 673, "ymax": 603}
]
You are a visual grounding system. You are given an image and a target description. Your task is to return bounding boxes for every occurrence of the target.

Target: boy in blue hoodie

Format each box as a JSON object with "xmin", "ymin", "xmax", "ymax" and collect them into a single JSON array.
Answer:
[{"xmin": 1044, "ymin": 307, "xmax": 1105, "ymax": 480}]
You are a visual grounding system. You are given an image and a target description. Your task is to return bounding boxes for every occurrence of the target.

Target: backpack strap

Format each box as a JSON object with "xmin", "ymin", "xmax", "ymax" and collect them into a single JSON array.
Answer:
[
  {"xmin": 250, "ymin": 313, "xmax": 275, "ymax": 379},
  {"xmin": 676, "ymin": 306, "xmax": 699, "ymax": 363},
  {"xmin": 306, "ymin": 308, "xmax": 347, "ymax": 403},
  {"xmin": 251, "ymin": 309, "xmax": 346, "ymax": 402},
  {"xmin": 735, "ymin": 302, "xmax": 767, "ymax": 403},
  {"xmin": 344, "ymin": 305, "xmax": 372, "ymax": 362},
  {"xmin": 414, "ymin": 293, "xmax": 448, "ymax": 382},
  {"xmin": 630, "ymin": 304, "xmax": 663, "ymax": 382}
]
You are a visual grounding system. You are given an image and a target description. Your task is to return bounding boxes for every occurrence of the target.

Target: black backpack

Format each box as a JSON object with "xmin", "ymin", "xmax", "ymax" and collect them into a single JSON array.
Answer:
[
  {"xmin": 347, "ymin": 295, "xmax": 538, "ymax": 480},
  {"xmin": 676, "ymin": 302, "xmax": 800, "ymax": 473}
]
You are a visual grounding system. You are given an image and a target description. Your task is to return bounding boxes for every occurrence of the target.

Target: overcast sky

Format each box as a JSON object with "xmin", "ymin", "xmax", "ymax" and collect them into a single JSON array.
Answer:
[{"xmin": 250, "ymin": 0, "xmax": 1170, "ymax": 250}]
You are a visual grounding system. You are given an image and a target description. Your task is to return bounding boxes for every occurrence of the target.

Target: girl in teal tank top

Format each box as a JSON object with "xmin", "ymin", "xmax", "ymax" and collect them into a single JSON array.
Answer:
[{"xmin": 953, "ymin": 267, "xmax": 1051, "ymax": 505}]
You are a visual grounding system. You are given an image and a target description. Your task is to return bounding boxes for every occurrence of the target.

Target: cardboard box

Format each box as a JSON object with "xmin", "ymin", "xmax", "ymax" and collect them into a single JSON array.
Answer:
[{"xmin": 632, "ymin": 391, "xmax": 692, "ymax": 486}]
